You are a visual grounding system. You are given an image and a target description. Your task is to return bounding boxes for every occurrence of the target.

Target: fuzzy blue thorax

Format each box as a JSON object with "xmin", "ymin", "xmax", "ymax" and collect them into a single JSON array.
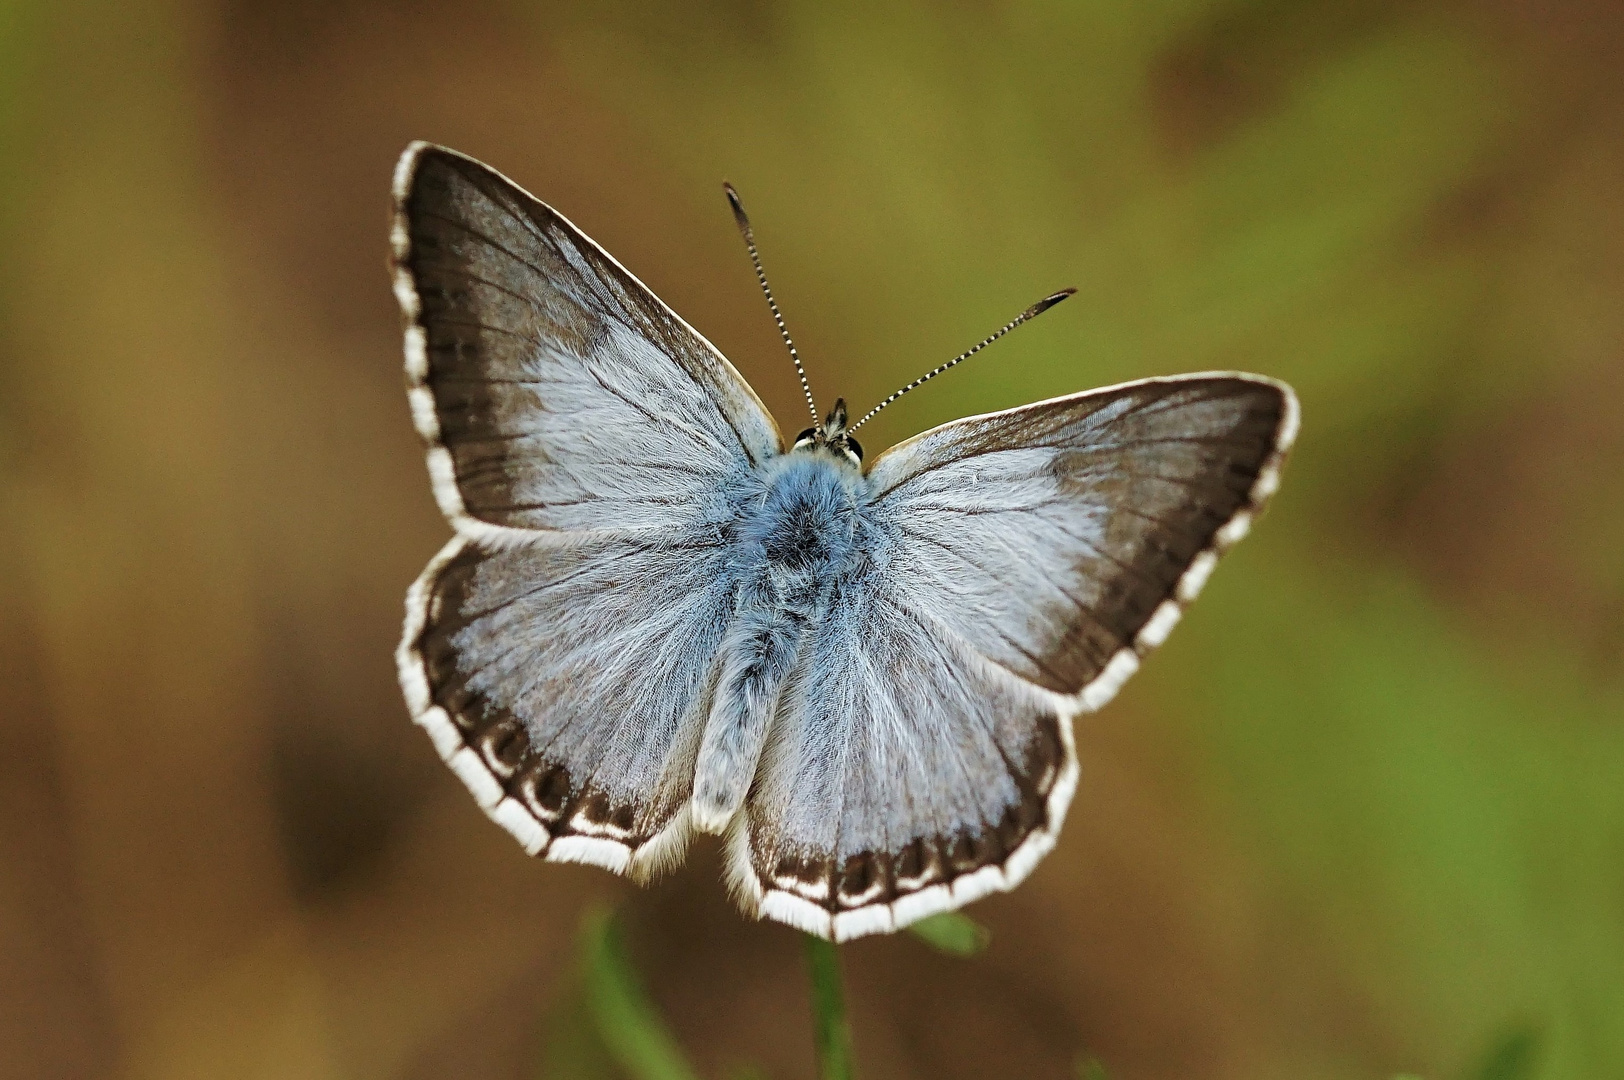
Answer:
[{"xmin": 742, "ymin": 450, "xmax": 870, "ymax": 579}]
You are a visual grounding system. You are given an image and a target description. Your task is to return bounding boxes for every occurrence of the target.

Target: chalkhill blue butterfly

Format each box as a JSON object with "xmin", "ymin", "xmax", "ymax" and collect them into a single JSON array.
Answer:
[{"xmin": 392, "ymin": 143, "xmax": 1297, "ymax": 941}]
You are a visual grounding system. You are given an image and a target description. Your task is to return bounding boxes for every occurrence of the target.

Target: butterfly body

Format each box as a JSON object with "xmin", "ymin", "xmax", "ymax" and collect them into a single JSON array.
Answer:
[
  {"xmin": 693, "ymin": 442, "xmax": 874, "ymax": 833},
  {"xmin": 391, "ymin": 143, "xmax": 1298, "ymax": 940}
]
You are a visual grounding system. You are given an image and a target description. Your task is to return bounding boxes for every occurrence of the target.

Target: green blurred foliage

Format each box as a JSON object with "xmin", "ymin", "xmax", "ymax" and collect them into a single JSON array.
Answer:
[
  {"xmin": 905, "ymin": 911, "xmax": 992, "ymax": 957},
  {"xmin": 545, "ymin": 909, "xmax": 705, "ymax": 1080},
  {"xmin": 1473, "ymin": 1024, "xmax": 1543, "ymax": 1080},
  {"xmin": 1077, "ymin": 1056, "xmax": 1111, "ymax": 1080}
]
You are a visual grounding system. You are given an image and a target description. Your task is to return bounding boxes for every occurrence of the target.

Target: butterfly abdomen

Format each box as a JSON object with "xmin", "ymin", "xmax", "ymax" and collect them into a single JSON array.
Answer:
[{"xmin": 690, "ymin": 453, "xmax": 874, "ymax": 834}]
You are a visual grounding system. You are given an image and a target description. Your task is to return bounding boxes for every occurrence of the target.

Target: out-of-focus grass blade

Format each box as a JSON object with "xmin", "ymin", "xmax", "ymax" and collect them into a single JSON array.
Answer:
[
  {"xmin": 535, "ymin": 990, "xmax": 618, "ymax": 1080},
  {"xmin": 1474, "ymin": 1024, "xmax": 1542, "ymax": 1080},
  {"xmin": 803, "ymin": 935, "xmax": 856, "ymax": 1080},
  {"xmin": 578, "ymin": 907, "xmax": 703, "ymax": 1080},
  {"xmin": 1075, "ymin": 1055, "xmax": 1108, "ymax": 1079},
  {"xmin": 906, "ymin": 912, "xmax": 990, "ymax": 956}
]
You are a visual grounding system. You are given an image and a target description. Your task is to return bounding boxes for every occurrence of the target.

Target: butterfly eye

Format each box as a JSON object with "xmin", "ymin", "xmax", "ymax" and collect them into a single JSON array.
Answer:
[{"xmin": 791, "ymin": 427, "xmax": 860, "ymax": 466}]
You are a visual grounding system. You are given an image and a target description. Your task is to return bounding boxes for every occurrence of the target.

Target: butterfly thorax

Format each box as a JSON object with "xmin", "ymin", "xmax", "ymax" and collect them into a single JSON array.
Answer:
[{"xmin": 744, "ymin": 451, "xmax": 870, "ymax": 580}]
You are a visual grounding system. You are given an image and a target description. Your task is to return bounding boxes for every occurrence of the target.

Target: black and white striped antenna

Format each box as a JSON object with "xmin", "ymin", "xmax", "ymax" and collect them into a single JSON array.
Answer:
[
  {"xmin": 847, "ymin": 287, "xmax": 1076, "ymax": 434},
  {"xmin": 723, "ymin": 182, "xmax": 820, "ymax": 427}
]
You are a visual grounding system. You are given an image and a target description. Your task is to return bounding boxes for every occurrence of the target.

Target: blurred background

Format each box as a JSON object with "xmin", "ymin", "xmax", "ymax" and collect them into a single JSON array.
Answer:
[{"xmin": 2, "ymin": 1, "xmax": 1622, "ymax": 1078}]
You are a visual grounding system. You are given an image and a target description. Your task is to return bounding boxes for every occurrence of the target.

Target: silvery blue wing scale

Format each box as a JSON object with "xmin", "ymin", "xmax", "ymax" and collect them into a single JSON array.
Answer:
[{"xmin": 391, "ymin": 142, "xmax": 1299, "ymax": 942}]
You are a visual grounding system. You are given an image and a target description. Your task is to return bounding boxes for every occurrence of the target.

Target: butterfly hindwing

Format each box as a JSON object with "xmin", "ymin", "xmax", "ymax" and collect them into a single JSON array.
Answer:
[
  {"xmin": 733, "ymin": 375, "xmax": 1296, "ymax": 938},
  {"xmin": 733, "ymin": 581, "xmax": 1076, "ymax": 940},
  {"xmin": 401, "ymin": 531, "xmax": 740, "ymax": 877}
]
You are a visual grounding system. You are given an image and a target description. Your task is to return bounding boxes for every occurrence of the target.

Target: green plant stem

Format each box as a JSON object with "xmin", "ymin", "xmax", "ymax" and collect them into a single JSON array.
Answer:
[
  {"xmin": 803, "ymin": 934, "xmax": 855, "ymax": 1080},
  {"xmin": 579, "ymin": 908, "xmax": 702, "ymax": 1080}
]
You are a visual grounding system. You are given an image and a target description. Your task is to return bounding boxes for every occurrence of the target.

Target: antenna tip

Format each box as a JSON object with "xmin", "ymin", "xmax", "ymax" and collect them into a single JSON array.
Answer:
[
  {"xmin": 1029, "ymin": 287, "xmax": 1078, "ymax": 316},
  {"xmin": 722, "ymin": 182, "xmax": 751, "ymax": 231}
]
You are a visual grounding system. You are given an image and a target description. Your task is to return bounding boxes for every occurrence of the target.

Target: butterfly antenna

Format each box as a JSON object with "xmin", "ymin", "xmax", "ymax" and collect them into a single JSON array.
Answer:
[
  {"xmin": 847, "ymin": 287, "xmax": 1077, "ymax": 433},
  {"xmin": 723, "ymin": 182, "xmax": 819, "ymax": 425}
]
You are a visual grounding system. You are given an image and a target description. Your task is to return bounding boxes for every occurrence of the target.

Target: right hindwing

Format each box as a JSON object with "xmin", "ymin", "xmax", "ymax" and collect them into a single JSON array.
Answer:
[{"xmin": 734, "ymin": 575, "xmax": 1075, "ymax": 942}]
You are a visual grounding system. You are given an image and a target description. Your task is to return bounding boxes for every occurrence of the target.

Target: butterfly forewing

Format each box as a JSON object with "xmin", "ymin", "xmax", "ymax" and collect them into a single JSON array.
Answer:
[
  {"xmin": 393, "ymin": 143, "xmax": 782, "ymax": 538},
  {"xmin": 733, "ymin": 376, "xmax": 1295, "ymax": 939},
  {"xmin": 866, "ymin": 376, "xmax": 1296, "ymax": 707}
]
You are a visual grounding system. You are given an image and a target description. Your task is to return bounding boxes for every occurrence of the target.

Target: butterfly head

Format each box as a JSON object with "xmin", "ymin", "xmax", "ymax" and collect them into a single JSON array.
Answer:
[
  {"xmin": 724, "ymin": 180, "xmax": 1074, "ymax": 478},
  {"xmin": 792, "ymin": 398, "xmax": 864, "ymax": 468}
]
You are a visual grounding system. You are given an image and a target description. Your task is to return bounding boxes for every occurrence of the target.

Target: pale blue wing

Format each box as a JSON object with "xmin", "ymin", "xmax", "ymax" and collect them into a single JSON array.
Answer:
[
  {"xmin": 866, "ymin": 374, "xmax": 1297, "ymax": 708},
  {"xmin": 399, "ymin": 528, "xmax": 745, "ymax": 876},
  {"xmin": 734, "ymin": 579, "xmax": 1074, "ymax": 941},
  {"xmin": 392, "ymin": 142, "xmax": 782, "ymax": 541},
  {"xmin": 735, "ymin": 374, "xmax": 1297, "ymax": 939}
]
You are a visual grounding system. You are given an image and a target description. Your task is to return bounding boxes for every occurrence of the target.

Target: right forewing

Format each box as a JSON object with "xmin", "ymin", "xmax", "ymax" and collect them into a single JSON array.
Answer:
[{"xmin": 864, "ymin": 374, "xmax": 1297, "ymax": 712}]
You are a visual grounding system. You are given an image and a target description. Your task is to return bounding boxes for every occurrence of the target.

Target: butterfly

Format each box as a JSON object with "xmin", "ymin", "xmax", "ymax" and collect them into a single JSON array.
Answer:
[{"xmin": 391, "ymin": 142, "xmax": 1297, "ymax": 941}]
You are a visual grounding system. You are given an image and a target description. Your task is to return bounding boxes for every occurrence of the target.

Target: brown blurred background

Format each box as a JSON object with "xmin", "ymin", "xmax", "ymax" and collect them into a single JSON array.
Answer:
[{"xmin": 2, "ymin": 2, "xmax": 1622, "ymax": 1078}]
